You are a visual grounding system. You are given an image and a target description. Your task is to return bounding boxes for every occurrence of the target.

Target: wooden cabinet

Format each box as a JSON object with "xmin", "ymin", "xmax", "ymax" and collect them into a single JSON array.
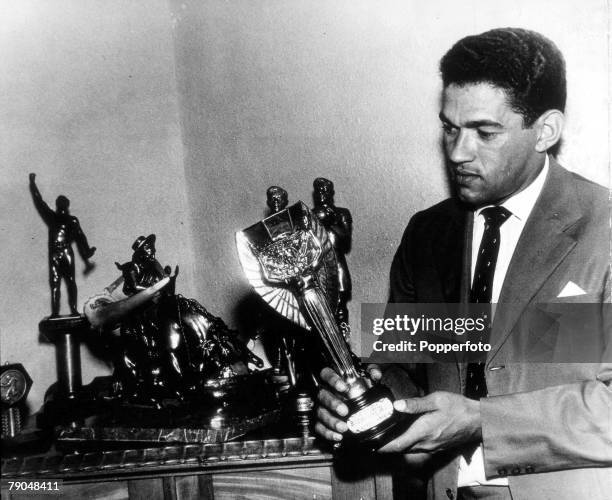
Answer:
[{"xmin": 1, "ymin": 438, "xmax": 396, "ymax": 499}]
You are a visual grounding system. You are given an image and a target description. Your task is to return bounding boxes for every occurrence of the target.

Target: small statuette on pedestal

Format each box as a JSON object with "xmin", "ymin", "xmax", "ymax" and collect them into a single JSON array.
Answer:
[
  {"xmin": 29, "ymin": 173, "xmax": 97, "ymax": 427},
  {"xmin": 29, "ymin": 173, "xmax": 96, "ymax": 318}
]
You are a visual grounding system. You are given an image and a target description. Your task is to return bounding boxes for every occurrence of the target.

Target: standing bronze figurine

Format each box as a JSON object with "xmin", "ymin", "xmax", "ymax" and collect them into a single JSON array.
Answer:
[
  {"xmin": 266, "ymin": 186, "xmax": 289, "ymax": 215},
  {"xmin": 312, "ymin": 178, "xmax": 352, "ymax": 324},
  {"xmin": 29, "ymin": 173, "xmax": 96, "ymax": 317}
]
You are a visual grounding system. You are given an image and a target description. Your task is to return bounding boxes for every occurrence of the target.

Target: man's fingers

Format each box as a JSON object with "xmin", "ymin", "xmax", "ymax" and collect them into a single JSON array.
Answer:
[
  {"xmin": 317, "ymin": 388, "xmax": 349, "ymax": 417},
  {"xmin": 377, "ymin": 430, "xmax": 419, "ymax": 453},
  {"xmin": 320, "ymin": 367, "xmax": 348, "ymax": 393},
  {"xmin": 316, "ymin": 406, "xmax": 348, "ymax": 434},
  {"xmin": 366, "ymin": 364, "xmax": 382, "ymax": 382},
  {"xmin": 394, "ymin": 396, "xmax": 438, "ymax": 414},
  {"xmin": 314, "ymin": 422, "xmax": 343, "ymax": 442}
]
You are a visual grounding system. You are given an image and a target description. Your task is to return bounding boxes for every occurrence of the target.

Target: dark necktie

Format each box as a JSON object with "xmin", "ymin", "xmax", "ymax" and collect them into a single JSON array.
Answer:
[{"xmin": 465, "ymin": 206, "xmax": 511, "ymax": 400}]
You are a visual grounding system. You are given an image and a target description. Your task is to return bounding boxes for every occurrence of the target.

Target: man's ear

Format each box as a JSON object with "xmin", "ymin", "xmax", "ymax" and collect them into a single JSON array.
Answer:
[{"xmin": 534, "ymin": 110, "xmax": 564, "ymax": 153}]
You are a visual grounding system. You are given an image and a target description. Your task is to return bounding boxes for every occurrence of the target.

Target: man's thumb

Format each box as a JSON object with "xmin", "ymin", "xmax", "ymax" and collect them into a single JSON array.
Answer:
[{"xmin": 394, "ymin": 396, "xmax": 436, "ymax": 414}]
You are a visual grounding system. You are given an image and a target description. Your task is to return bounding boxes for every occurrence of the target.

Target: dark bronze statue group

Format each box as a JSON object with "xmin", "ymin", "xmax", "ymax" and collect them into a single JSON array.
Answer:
[
  {"xmin": 109, "ymin": 234, "xmax": 262, "ymax": 405},
  {"xmin": 29, "ymin": 174, "xmax": 351, "ymax": 414}
]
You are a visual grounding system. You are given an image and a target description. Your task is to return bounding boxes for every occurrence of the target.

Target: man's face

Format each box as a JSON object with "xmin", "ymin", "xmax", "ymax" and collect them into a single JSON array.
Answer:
[{"xmin": 440, "ymin": 83, "xmax": 542, "ymax": 207}]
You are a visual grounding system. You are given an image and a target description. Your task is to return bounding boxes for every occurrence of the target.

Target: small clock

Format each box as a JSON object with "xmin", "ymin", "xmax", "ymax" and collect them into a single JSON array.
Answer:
[{"xmin": 1, "ymin": 363, "xmax": 32, "ymax": 408}]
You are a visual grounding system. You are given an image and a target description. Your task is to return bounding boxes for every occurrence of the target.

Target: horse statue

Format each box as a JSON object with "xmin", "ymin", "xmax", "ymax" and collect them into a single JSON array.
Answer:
[{"xmin": 84, "ymin": 234, "xmax": 263, "ymax": 407}]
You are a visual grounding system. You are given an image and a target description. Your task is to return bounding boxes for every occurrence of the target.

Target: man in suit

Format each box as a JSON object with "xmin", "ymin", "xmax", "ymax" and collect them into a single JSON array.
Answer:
[{"xmin": 315, "ymin": 28, "xmax": 611, "ymax": 499}]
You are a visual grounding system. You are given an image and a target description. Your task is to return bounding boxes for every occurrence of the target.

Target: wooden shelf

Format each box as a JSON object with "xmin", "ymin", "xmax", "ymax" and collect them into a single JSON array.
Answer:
[{"xmin": 1, "ymin": 437, "xmax": 395, "ymax": 499}]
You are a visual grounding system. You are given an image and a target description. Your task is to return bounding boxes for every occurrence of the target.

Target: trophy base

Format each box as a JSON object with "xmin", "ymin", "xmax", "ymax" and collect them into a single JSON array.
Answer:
[{"xmin": 341, "ymin": 384, "xmax": 408, "ymax": 452}]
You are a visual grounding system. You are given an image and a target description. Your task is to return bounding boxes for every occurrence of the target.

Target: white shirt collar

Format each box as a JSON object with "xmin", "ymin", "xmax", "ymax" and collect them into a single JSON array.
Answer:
[{"xmin": 475, "ymin": 155, "xmax": 550, "ymax": 221}]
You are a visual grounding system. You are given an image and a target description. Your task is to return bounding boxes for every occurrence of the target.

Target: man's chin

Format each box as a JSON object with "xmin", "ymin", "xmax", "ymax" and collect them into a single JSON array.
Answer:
[
  {"xmin": 456, "ymin": 187, "xmax": 487, "ymax": 207},
  {"xmin": 457, "ymin": 186, "xmax": 483, "ymax": 207}
]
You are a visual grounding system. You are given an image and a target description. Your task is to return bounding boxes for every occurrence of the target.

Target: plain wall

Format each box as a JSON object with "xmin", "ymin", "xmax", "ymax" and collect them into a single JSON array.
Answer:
[
  {"xmin": 1, "ymin": 0, "xmax": 198, "ymax": 409},
  {"xmin": 1, "ymin": 0, "xmax": 609, "ymax": 411},
  {"xmin": 171, "ymin": 0, "xmax": 610, "ymax": 332}
]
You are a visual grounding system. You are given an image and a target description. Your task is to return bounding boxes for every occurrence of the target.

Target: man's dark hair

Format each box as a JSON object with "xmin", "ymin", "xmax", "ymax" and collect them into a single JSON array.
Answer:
[{"xmin": 440, "ymin": 28, "xmax": 566, "ymax": 127}]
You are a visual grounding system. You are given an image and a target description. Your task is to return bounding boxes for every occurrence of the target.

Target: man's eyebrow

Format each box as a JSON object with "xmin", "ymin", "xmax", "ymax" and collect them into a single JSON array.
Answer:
[
  {"xmin": 438, "ymin": 112, "xmax": 454, "ymax": 125},
  {"xmin": 465, "ymin": 119, "xmax": 504, "ymax": 128},
  {"xmin": 438, "ymin": 112, "xmax": 503, "ymax": 129}
]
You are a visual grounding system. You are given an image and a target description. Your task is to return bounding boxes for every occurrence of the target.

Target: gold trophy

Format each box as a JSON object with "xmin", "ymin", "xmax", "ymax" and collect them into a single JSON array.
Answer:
[{"xmin": 236, "ymin": 202, "xmax": 404, "ymax": 449}]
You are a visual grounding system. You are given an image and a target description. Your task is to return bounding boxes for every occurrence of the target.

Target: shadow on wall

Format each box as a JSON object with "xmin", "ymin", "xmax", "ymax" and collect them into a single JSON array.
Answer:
[{"xmin": 231, "ymin": 291, "xmax": 301, "ymax": 340}]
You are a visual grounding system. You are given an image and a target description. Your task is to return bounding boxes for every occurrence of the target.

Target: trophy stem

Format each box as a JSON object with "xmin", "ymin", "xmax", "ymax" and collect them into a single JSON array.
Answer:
[{"xmin": 299, "ymin": 286, "xmax": 359, "ymax": 382}]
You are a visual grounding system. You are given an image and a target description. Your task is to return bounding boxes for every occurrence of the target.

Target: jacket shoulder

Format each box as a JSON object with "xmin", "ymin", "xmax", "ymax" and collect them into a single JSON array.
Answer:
[
  {"xmin": 395, "ymin": 197, "xmax": 466, "ymax": 256},
  {"xmin": 407, "ymin": 197, "xmax": 467, "ymax": 229},
  {"xmin": 566, "ymin": 170, "xmax": 609, "ymax": 215}
]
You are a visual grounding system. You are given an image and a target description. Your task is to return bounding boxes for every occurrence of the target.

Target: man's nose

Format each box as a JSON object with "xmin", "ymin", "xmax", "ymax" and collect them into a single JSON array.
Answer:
[{"xmin": 446, "ymin": 129, "xmax": 476, "ymax": 164}]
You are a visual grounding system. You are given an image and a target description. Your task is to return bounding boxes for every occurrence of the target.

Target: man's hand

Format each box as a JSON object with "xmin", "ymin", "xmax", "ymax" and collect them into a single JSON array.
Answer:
[
  {"xmin": 314, "ymin": 365, "xmax": 382, "ymax": 443},
  {"xmin": 378, "ymin": 391, "xmax": 481, "ymax": 454}
]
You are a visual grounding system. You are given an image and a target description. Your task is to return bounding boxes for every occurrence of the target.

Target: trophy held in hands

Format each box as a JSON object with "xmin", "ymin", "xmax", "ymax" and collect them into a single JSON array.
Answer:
[{"xmin": 236, "ymin": 202, "xmax": 405, "ymax": 450}]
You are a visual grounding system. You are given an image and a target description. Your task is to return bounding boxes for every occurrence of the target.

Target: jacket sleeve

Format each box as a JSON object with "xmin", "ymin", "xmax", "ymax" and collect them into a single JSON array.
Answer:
[
  {"xmin": 384, "ymin": 214, "xmax": 428, "ymax": 396},
  {"xmin": 481, "ymin": 363, "xmax": 612, "ymax": 477},
  {"xmin": 481, "ymin": 282, "xmax": 612, "ymax": 477}
]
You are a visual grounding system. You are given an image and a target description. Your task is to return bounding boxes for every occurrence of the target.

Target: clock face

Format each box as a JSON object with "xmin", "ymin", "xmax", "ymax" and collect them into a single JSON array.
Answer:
[{"xmin": 1, "ymin": 369, "xmax": 28, "ymax": 405}]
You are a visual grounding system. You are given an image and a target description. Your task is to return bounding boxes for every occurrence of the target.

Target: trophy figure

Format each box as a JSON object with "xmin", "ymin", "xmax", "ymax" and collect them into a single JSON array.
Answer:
[
  {"xmin": 312, "ymin": 177, "xmax": 352, "ymax": 326},
  {"xmin": 29, "ymin": 173, "xmax": 96, "ymax": 317},
  {"xmin": 29, "ymin": 173, "xmax": 97, "ymax": 428},
  {"xmin": 266, "ymin": 186, "xmax": 289, "ymax": 215},
  {"xmin": 236, "ymin": 202, "xmax": 404, "ymax": 449}
]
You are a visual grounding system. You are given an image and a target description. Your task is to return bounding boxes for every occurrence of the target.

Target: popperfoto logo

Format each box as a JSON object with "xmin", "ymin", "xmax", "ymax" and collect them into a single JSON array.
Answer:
[{"xmin": 361, "ymin": 302, "xmax": 611, "ymax": 364}]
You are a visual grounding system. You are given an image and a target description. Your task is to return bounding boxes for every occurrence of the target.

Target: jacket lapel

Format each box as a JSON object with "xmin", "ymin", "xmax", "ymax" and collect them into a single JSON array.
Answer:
[
  {"xmin": 431, "ymin": 203, "xmax": 471, "ymax": 377},
  {"xmin": 432, "ymin": 201, "xmax": 469, "ymax": 303},
  {"xmin": 488, "ymin": 160, "xmax": 583, "ymax": 361},
  {"xmin": 457, "ymin": 211, "xmax": 472, "ymax": 386}
]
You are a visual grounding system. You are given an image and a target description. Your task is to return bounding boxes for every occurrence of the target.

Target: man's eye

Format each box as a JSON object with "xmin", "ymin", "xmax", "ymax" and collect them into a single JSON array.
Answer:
[
  {"xmin": 478, "ymin": 130, "xmax": 497, "ymax": 140},
  {"xmin": 442, "ymin": 124, "xmax": 457, "ymax": 135}
]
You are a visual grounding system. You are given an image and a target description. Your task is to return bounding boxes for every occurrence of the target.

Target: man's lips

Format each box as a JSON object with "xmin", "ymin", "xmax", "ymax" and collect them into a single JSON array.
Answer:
[{"xmin": 453, "ymin": 170, "xmax": 481, "ymax": 185}]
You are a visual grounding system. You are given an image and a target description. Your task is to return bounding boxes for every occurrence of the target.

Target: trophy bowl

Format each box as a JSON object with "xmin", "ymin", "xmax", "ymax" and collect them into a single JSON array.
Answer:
[{"xmin": 236, "ymin": 202, "xmax": 406, "ymax": 450}]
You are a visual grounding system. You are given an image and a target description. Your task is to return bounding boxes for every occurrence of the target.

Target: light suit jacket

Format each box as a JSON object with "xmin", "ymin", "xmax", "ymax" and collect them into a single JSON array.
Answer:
[{"xmin": 388, "ymin": 159, "xmax": 611, "ymax": 500}]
